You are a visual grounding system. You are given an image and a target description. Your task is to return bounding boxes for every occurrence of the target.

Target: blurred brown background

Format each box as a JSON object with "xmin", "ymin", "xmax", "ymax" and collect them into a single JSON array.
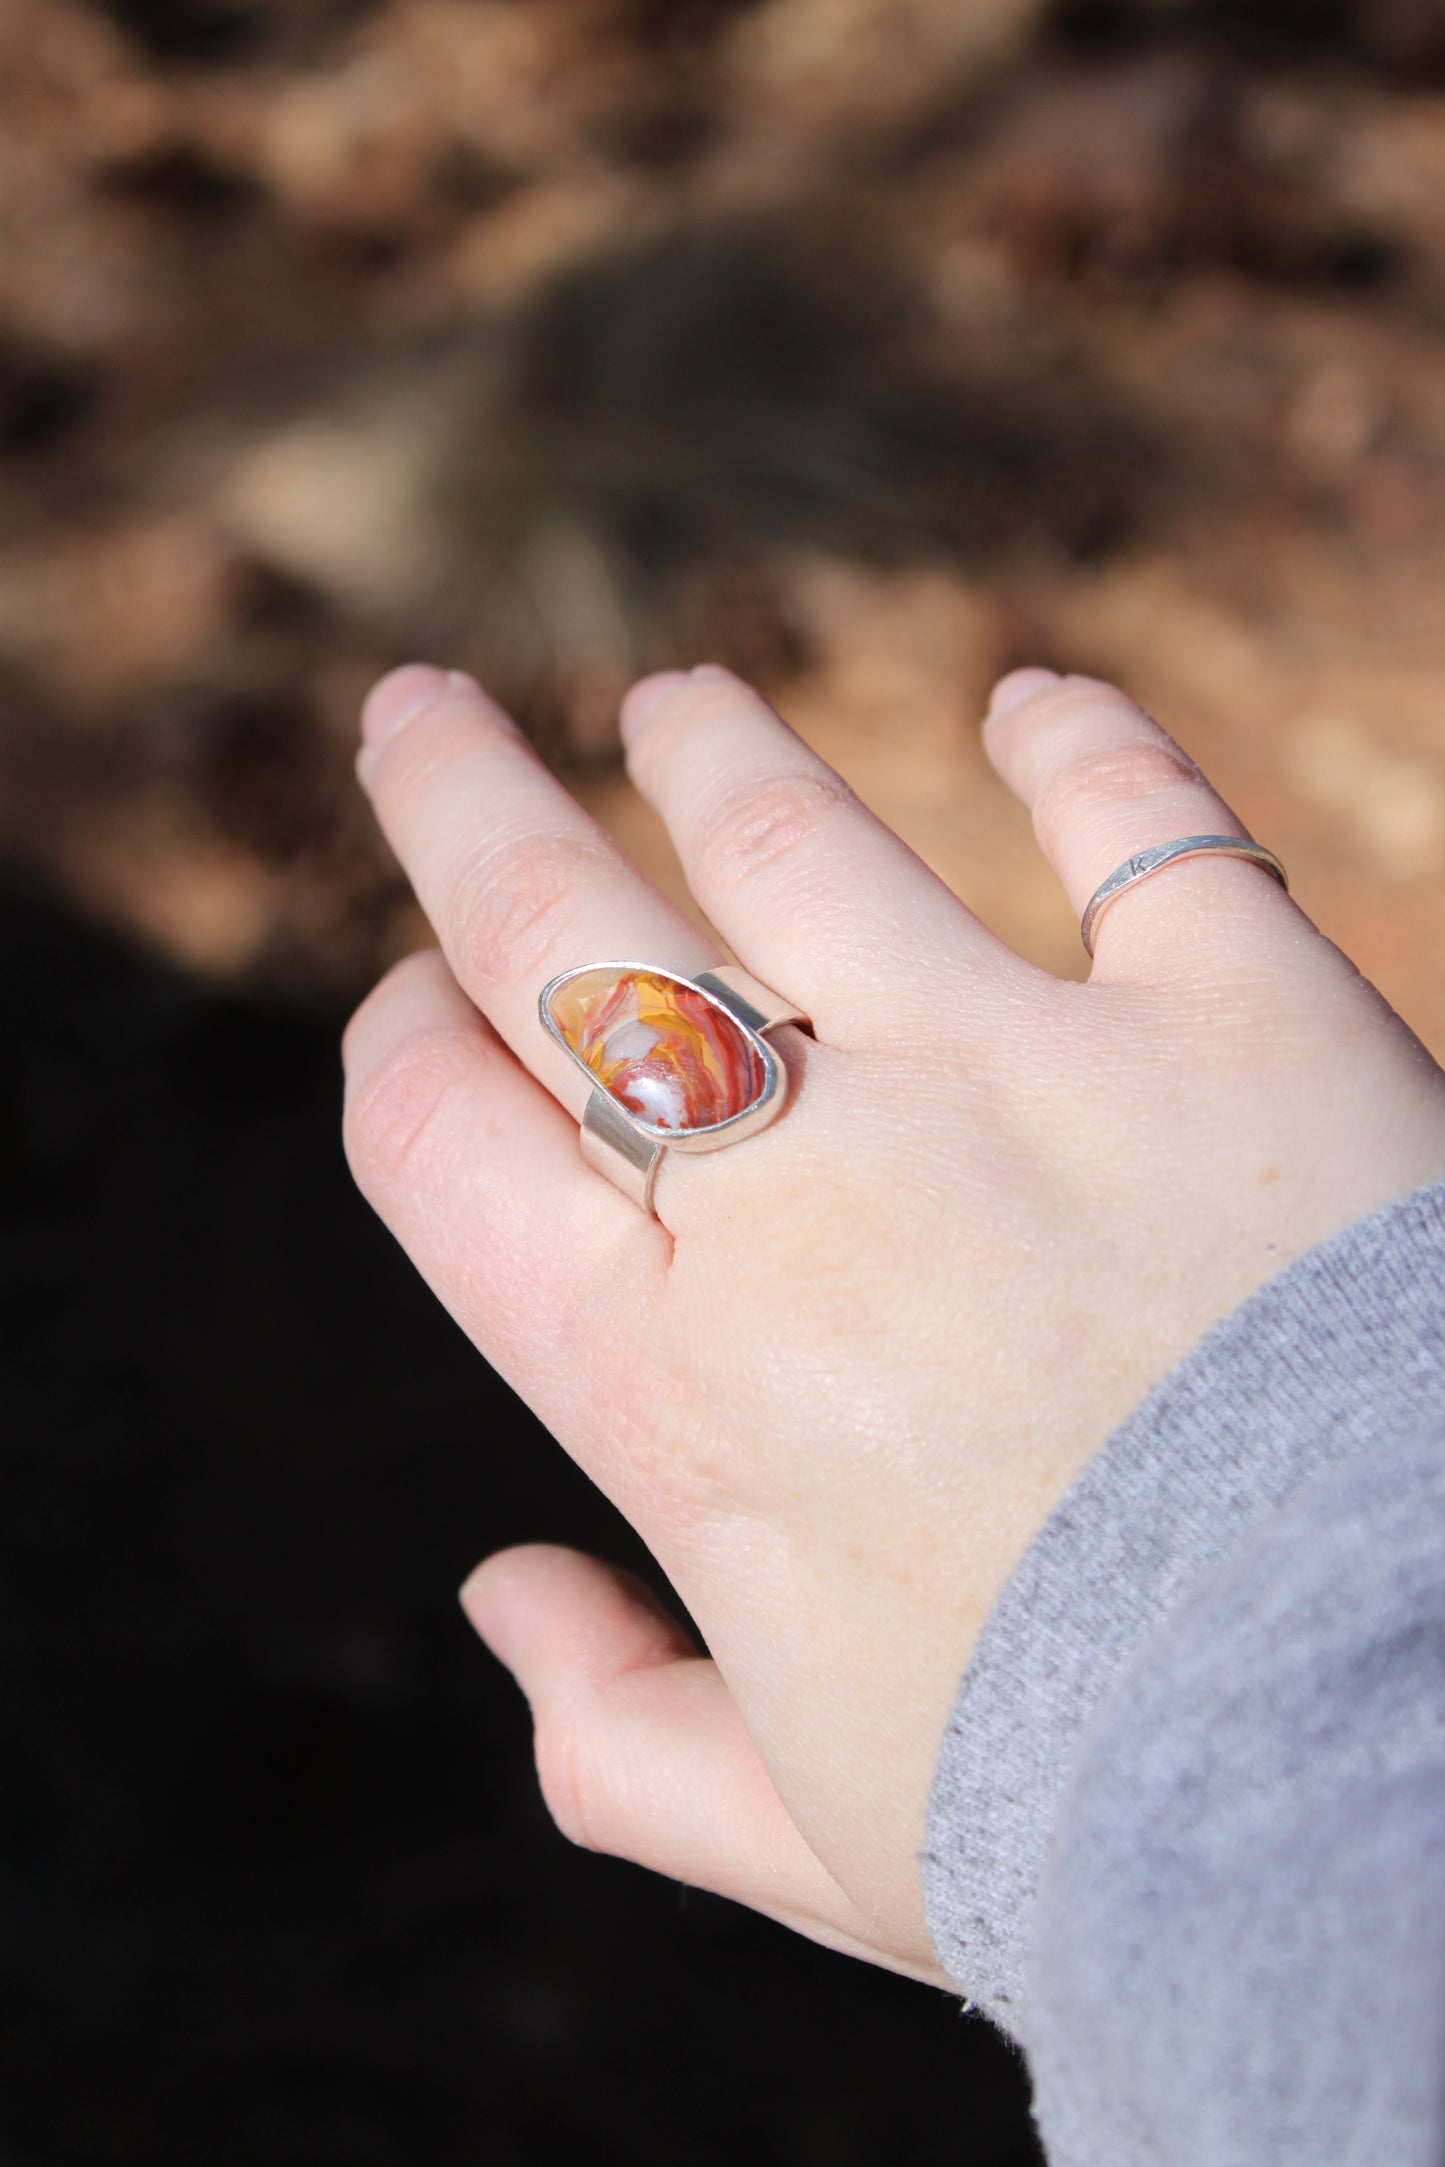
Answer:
[
  {"xmin": 5, "ymin": 0, "xmax": 1445, "ymax": 1031},
  {"xmin": 5, "ymin": 4, "xmax": 1445, "ymax": 2164}
]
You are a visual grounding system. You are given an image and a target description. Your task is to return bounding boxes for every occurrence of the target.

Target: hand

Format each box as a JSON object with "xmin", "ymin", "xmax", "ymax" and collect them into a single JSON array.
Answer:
[{"xmin": 342, "ymin": 660, "xmax": 1445, "ymax": 1985}]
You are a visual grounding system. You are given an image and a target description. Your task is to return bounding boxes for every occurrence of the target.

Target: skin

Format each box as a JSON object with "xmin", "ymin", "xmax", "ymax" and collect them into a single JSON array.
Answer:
[{"xmin": 341, "ymin": 660, "xmax": 1445, "ymax": 1988}]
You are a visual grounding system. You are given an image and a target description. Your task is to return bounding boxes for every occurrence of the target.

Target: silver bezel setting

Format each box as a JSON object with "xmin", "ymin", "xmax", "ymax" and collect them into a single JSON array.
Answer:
[
  {"xmin": 539, "ymin": 960, "xmax": 811, "ymax": 1215},
  {"xmin": 539, "ymin": 960, "xmax": 788, "ymax": 1156}
]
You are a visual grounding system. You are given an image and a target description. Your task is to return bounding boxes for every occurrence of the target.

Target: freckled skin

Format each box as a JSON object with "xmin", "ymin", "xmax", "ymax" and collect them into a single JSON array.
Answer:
[{"xmin": 549, "ymin": 970, "xmax": 766, "ymax": 1133}]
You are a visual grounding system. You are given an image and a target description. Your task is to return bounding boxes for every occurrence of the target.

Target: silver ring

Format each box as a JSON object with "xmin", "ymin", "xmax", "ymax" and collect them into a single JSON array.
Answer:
[
  {"xmin": 1080, "ymin": 835, "xmax": 1289, "ymax": 957},
  {"xmin": 539, "ymin": 962, "xmax": 811, "ymax": 1215}
]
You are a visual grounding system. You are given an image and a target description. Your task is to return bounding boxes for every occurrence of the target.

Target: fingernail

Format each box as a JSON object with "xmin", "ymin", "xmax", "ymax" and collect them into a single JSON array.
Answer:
[
  {"xmin": 361, "ymin": 664, "xmax": 453, "ymax": 751},
  {"xmin": 459, "ymin": 1570, "xmax": 524, "ymax": 1688},
  {"xmin": 987, "ymin": 667, "xmax": 1061, "ymax": 721},
  {"xmin": 465, "ymin": 1568, "xmax": 506, "ymax": 1629},
  {"xmin": 619, "ymin": 669, "xmax": 691, "ymax": 746}
]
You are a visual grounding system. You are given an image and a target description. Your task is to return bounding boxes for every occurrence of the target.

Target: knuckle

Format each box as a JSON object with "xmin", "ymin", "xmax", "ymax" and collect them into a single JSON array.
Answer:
[
  {"xmin": 446, "ymin": 830, "xmax": 615, "ymax": 988},
  {"xmin": 343, "ymin": 1023, "xmax": 476, "ymax": 1193},
  {"xmin": 690, "ymin": 770, "xmax": 853, "ymax": 900},
  {"xmin": 341, "ymin": 951, "xmax": 445, "ymax": 1065},
  {"xmin": 1034, "ymin": 736, "xmax": 1200, "ymax": 855},
  {"xmin": 533, "ymin": 1718, "xmax": 601, "ymax": 1852}
]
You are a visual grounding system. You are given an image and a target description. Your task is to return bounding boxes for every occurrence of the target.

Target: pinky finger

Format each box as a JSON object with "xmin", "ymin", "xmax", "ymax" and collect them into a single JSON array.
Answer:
[
  {"xmin": 983, "ymin": 671, "xmax": 1298, "ymax": 980},
  {"xmin": 461, "ymin": 1545, "xmax": 946, "ymax": 1985}
]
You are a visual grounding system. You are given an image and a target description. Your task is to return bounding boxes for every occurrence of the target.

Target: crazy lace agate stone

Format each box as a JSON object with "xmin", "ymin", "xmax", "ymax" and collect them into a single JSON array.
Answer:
[{"xmin": 546, "ymin": 968, "xmax": 766, "ymax": 1133}]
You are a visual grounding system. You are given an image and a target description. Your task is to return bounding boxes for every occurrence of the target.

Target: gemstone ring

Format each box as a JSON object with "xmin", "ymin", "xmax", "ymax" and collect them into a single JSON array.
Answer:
[{"xmin": 539, "ymin": 962, "xmax": 812, "ymax": 1214}]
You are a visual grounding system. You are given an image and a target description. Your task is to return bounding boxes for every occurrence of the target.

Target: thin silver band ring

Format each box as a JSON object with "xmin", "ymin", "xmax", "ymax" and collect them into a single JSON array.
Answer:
[{"xmin": 1080, "ymin": 835, "xmax": 1289, "ymax": 958}]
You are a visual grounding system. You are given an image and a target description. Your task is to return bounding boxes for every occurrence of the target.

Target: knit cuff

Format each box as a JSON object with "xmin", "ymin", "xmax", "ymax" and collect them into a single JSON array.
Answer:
[{"xmin": 920, "ymin": 1179, "xmax": 1445, "ymax": 2033}]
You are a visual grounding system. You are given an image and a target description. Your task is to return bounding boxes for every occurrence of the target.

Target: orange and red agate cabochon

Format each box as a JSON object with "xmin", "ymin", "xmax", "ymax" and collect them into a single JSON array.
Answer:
[{"xmin": 546, "ymin": 968, "xmax": 768, "ymax": 1134}]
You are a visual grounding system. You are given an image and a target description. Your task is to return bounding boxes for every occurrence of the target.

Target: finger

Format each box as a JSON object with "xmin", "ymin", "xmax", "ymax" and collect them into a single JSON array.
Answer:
[
  {"xmin": 983, "ymin": 670, "xmax": 1298, "ymax": 980},
  {"xmin": 620, "ymin": 666, "xmax": 1026, "ymax": 1040},
  {"xmin": 342, "ymin": 948, "xmax": 667, "ymax": 1422},
  {"xmin": 462, "ymin": 1545, "xmax": 944, "ymax": 1983},
  {"xmin": 357, "ymin": 666, "xmax": 724, "ymax": 1123}
]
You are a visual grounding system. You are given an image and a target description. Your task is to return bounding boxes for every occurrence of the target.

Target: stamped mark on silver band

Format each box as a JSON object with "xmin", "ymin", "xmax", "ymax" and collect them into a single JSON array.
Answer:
[{"xmin": 1080, "ymin": 835, "xmax": 1289, "ymax": 958}]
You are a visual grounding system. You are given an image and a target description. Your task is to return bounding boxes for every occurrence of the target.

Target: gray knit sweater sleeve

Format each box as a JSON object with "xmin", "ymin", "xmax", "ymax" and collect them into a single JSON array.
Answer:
[{"xmin": 921, "ymin": 1180, "xmax": 1445, "ymax": 2165}]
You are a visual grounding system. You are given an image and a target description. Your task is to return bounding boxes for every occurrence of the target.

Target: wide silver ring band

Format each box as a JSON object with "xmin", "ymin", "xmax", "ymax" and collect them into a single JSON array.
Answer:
[
  {"xmin": 1080, "ymin": 835, "xmax": 1289, "ymax": 958},
  {"xmin": 540, "ymin": 964, "xmax": 810, "ymax": 1217}
]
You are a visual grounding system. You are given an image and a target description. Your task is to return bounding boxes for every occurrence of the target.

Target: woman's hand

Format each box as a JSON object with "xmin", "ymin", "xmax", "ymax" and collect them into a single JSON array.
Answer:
[{"xmin": 342, "ymin": 661, "xmax": 1445, "ymax": 1985}]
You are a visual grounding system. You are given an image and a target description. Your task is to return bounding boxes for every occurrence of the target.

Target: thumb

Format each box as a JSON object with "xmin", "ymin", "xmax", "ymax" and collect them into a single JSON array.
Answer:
[{"xmin": 460, "ymin": 1544, "xmax": 942, "ymax": 1983}]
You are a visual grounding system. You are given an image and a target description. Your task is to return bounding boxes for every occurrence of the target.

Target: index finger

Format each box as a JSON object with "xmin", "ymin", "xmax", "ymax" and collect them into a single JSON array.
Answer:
[{"xmin": 357, "ymin": 666, "xmax": 726, "ymax": 1122}]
